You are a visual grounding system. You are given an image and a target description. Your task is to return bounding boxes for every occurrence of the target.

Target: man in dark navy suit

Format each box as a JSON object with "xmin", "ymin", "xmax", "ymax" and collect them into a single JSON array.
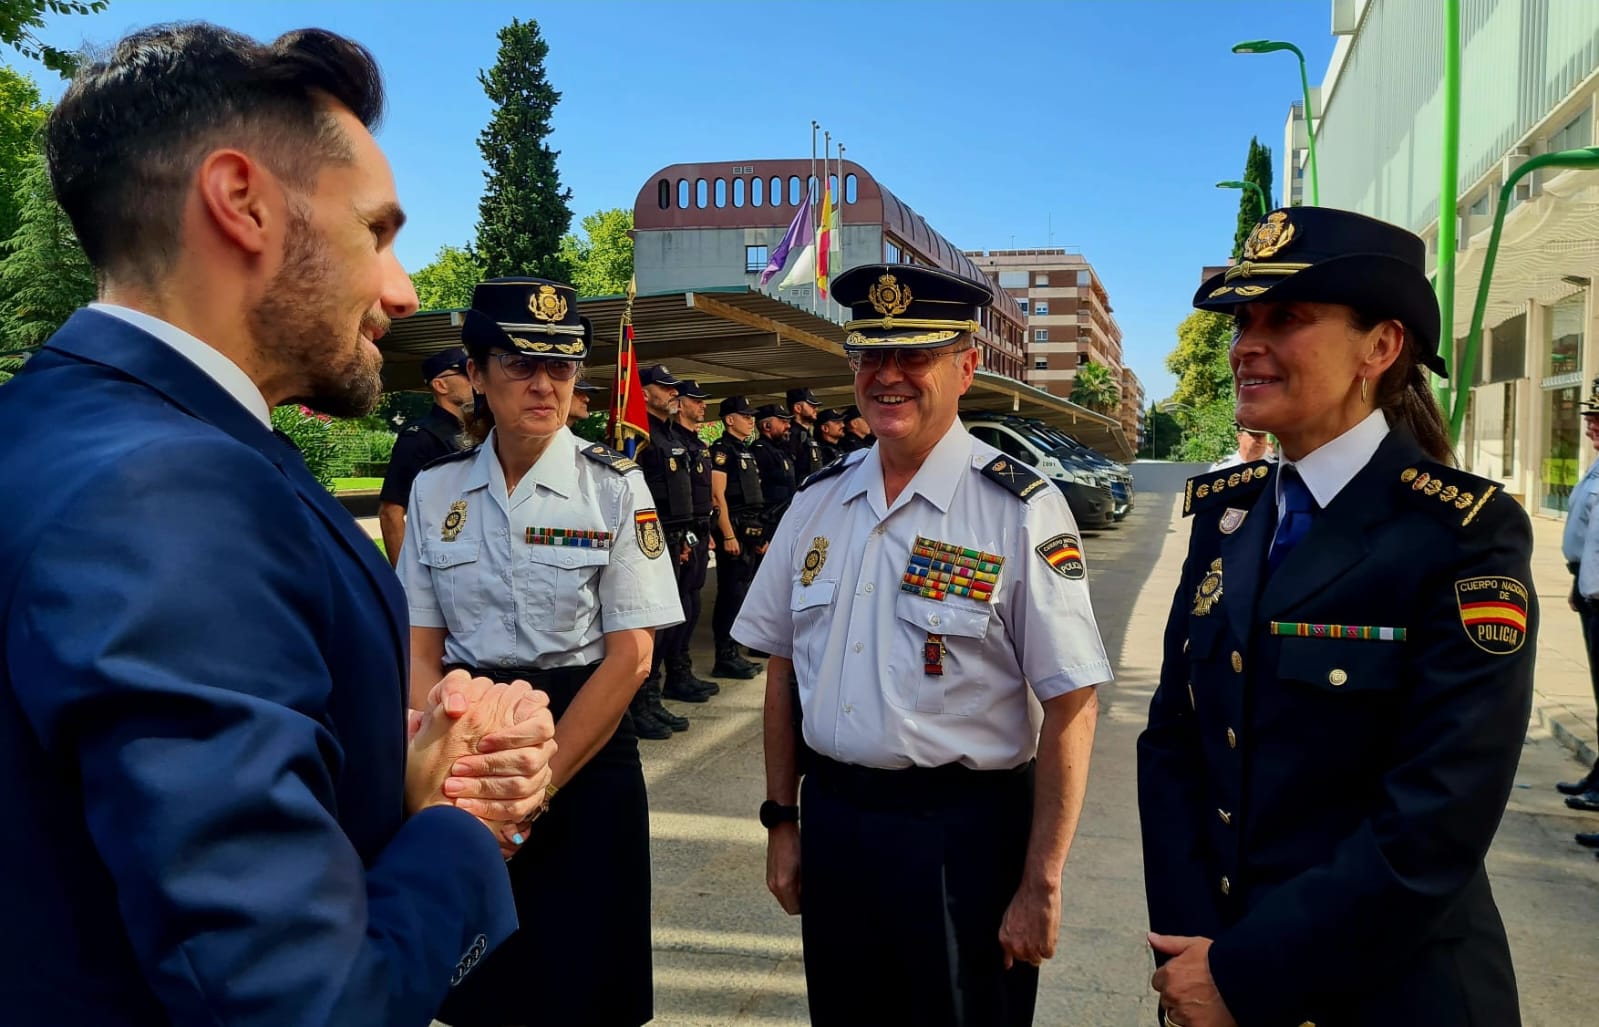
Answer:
[{"xmin": 0, "ymin": 23, "xmax": 559, "ymax": 1026}]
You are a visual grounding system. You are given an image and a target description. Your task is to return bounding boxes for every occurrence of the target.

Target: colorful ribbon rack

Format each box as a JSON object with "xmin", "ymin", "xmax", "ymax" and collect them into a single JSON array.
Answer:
[
  {"xmin": 1268, "ymin": 621, "xmax": 1407, "ymax": 641},
  {"xmin": 900, "ymin": 536, "xmax": 1003, "ymax": 602},
  {"xmin": 525, "ymin": 527, "xmax": 614, "ymax": 549}
]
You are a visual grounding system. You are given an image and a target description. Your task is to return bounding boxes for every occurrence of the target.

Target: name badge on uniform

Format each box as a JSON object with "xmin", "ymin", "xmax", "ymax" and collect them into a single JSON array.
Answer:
[
  {"xmin": 526, "ymin": 527, "xmax": 613, "ymax": 549},
  {"xmin": 900, "ymin": 536, "xmax": 1002, "ymax": 603}
]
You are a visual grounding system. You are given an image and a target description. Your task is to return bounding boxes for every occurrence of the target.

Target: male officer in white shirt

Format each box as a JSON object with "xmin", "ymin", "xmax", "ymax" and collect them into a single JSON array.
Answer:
[{"xmin": 734, "ymin": 263, "xmax": 1110, "ymax": 1026}]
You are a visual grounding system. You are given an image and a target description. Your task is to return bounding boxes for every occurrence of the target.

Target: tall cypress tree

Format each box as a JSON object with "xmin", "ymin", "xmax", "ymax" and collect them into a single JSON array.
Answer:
[
  {"xmin": 1231, "ymin": 136, "xmax": 1276, "ymax": 259},
  {"xmin": 472, "ymin": 18, "xmax": 573, "ymax": 281}
]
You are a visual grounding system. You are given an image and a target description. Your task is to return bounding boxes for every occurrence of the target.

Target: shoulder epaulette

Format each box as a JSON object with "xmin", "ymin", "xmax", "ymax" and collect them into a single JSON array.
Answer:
[
  {"xmin": 580, "ymin": 442, "xmax": 640, "ymax": 475},
  {"xmin": 980, "ymin": 456, "xmax": 1051, "ymax": 502},
  {"xmin": 420, "ymin": 445, "xmax": 477, "ymax": 471},
  {"xmin": 797, "ymin": 449, "xmax": 864, "ymax": 491},
  {"xmin": 1397, "ymin": 460, "xmax": 1501, "ymax": 527},
  {"xmin": 1183, "ymin": 460, "xmax": 1272, "ymax": 517}
]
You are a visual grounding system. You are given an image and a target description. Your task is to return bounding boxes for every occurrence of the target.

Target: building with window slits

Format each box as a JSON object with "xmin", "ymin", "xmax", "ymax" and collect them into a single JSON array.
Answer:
[
  {"xmin": 963, "ymin": 248, "xmax": 1143, "ymax": 444},
  {"xmin": 633, "ymin": 160, "xmax": 1026, "ymax": 382}
]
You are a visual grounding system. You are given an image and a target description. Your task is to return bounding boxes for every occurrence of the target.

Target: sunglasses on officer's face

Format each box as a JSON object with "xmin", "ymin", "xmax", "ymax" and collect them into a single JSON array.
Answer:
[
  {"xmin": 491, "ymin": 353, "xmax": 581, "ymax": 382},
  {"xmin": 847, "ymin": 344, "xmax": 968, "ymax": 375}
]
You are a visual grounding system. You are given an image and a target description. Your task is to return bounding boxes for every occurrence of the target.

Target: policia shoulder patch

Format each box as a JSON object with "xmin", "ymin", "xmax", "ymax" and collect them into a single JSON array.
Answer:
[
  {"xmin": 634, "ymin": 508, "xmax": 665, "ymax": 559},
  {"xmin": 1455, "ymin": 575, "xmax": 1529, "ymax": 654},
  {"xmin": 581, "ymin": 443, "xmax": 641, "ymax": 475},
  {"xmin": 1036, "ymin": 533, "xmax": 1085, "ymax": 579},
  {"xmin": 1183, "ymin": 461, "xmax": 1272, "ymax": 517},
  {"xmin": 980, "ymin": 457, "xmax": 1049, "ymax": 501}
]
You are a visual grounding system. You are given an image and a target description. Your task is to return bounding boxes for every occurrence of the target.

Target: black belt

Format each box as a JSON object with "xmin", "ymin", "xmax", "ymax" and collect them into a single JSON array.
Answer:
[
  {"xmin": 445, "ymin": 663, "xmax": 598, "ymax": 719},
  {"xmin": 807, "ymin": 753, "xmax": 1032, "ymax": 810}
]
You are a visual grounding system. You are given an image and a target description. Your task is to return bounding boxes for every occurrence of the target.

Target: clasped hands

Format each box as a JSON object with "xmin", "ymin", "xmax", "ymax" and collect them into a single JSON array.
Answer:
[{"xmin": 405, "ymin": 670, "xmax": 559, "ymax": 858}]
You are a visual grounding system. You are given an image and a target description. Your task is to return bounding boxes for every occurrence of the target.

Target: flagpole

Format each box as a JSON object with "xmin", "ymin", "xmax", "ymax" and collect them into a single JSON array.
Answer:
[
  {"xmin": 617, "ymin": 276, "xmax": 637, "ymax": 456},
  {"xmin": 810, "ymin": 121, "xmax": 819, "ymax": 315},
  {"xmin": 835, "ymin": 142, "xmax": 845, "ymax": 322}
]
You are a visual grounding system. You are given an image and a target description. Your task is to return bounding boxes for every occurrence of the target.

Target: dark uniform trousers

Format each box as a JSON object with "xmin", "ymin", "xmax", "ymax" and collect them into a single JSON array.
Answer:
[
  {"xmin": 439, "ymin": 663, "xmax": 653, "ymax": 1027},
  {"xmin": 712, "ymin": 527, "xmax": 758, "ymax": 649},
  {"xmin": 800, "ymin": 756, "xmax": 1038, "ymax": 1027},
  {"xmin": 662, "ymin": 534, "xmax": 709, "ymax": 672},
  {"xmin": 1571, "ymin": 561, "xmax": 1599, "ymax": 713},
  {"xmin": 1139, "ymin": 431, "xmax": 1531, "ymax": 1027}
]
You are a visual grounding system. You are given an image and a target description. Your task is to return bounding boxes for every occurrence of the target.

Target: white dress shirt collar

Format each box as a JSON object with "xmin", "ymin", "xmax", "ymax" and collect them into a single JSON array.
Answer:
[
  {"xmin": 841, "ymin": 419, "xmax": 972, "ymax": 517},
  {"xmin": 468, "ymin": 426, "xmax": 580, "ymax": 504},
  {"xmin": 89, "ymin": 303, "xmax": 271, "ymax": 426},
  {"xmin": 1277, "ymin": 408, "xmax": 1390, "ymax": 509}
]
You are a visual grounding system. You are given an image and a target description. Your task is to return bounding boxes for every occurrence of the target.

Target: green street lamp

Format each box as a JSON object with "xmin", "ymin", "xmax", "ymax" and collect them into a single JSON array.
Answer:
[
  {"xmin": 1217, "ymin": 179, "xmax": 1271, "ymax": 218},
  {"xmin": 1233, "ymin": 39, "xmax": 1319, "ymax": 205},
  {"xmin": 1449, "ymin": 146, "xmax": 1599, "ymax": 443}
]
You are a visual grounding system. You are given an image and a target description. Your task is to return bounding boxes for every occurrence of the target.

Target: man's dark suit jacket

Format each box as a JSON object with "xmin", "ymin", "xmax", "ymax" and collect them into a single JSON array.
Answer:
[{"xmin": 0, "ymin": 310, "xmax": 515, "ymax": 1024}]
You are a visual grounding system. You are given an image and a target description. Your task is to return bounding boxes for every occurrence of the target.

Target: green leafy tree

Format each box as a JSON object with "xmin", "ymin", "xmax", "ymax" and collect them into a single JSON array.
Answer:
[
  {"xmin": 569, "ymin": 410, "xmax": 608, "ymax": 443},
  {"xmin": 0, "ymin": 0, "xmax": 106, "ymax": 76},
  {"xmin": 1139, "ymin": 403, "xmax": 1182, "ymax": 460},
  {"xmin": 559, "ymin": 208, "xmax": 633, "ymax": 296},
  {"xmin": 473, "ymin": 17, "xmax": 573, "ymax": 281},
  {"xmin": 1175, "ymin": 397, "xmax": 1242, "ymax": 463},
  {"xmin": 0, "ymin": 151, "xmax": 94, "ymax": 380},
  {"xmin": 270, "ymin": 405, "xmax": 340, "ymax": 489},
  {"xmin": 1070, "ymin": 361, "xmax": 1120, "ymax": 413},
  {"xmin": 410, "ymin": 244, "xmax": 484, "ymax": 310},
  {"xmin": 1232, "ymin": 136, "xmax": 1276, "ymax": 259},
  {"xmin": 1165, "ymin": 310, "xmax": 1234, "ymax": 409},
  {"xmin": 0, "ymin": 67, "xmax": 47, "ymax": 247}
]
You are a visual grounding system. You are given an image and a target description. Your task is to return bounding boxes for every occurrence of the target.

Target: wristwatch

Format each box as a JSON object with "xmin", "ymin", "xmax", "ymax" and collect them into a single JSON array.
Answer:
[{"xmin": 758, "ymin": 799, "xmax": 799, "ymax": 829}]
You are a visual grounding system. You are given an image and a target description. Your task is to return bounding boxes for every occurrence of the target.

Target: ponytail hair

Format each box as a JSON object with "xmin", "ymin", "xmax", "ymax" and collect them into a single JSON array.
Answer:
[{"xmin": 1349, "ymin": 308, "xmax": 1454, "ymax": 465}]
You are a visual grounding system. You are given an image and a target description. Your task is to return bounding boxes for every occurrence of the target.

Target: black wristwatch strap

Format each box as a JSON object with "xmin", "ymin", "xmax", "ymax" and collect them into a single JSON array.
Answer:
[{"xmin": 759, "ymin": 799, "xmax": 799, "ymax": 829}]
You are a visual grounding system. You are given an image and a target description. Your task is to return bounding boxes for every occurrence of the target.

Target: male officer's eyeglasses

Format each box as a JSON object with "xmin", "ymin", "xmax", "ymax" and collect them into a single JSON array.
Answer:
[
  {"xmin": 492, "ymin": 353, "xmax": 581, "ymax": 382},
  {"xmin": 847, "ymin": 345, "xmax": 967, "ymax": 375}
]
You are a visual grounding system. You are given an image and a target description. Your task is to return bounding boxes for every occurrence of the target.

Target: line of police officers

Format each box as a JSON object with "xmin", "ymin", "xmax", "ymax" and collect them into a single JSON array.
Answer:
[{"xmin": 624, "ymin": 373, "xmax": 871, "ymax": 738}]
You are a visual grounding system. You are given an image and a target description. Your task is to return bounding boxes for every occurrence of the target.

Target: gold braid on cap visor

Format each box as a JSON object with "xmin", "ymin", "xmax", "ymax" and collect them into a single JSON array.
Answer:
[
  {"xmin": 1207, "ymin": 260, "xmax": 1313, "ymax": 299},
  {"xmin": 842, "ymin": 316, "xmax": 981, "ymax": 348}
]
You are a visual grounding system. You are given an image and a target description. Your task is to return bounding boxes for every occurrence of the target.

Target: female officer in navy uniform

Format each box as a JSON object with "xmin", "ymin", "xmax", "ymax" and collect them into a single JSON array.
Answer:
[
  {"xmin": 399, "ymin": 277, "xmax": 682, "ymax": 1027},
  {"xmin": 1139, "ymin": 208, "xmax": 1536, "ymax": 1027}
]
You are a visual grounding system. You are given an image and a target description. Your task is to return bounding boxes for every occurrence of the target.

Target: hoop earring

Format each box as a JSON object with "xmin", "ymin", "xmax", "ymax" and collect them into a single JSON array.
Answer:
[{"xmin": 1360, "ymin": 377, "xmax": 1368, "ymax": 404}]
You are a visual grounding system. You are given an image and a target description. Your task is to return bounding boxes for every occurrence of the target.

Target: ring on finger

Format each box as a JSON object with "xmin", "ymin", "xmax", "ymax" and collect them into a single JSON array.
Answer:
[{"xmin": 1163, "ymin": 1012, "xmax": 1185, "ymax": 1027}]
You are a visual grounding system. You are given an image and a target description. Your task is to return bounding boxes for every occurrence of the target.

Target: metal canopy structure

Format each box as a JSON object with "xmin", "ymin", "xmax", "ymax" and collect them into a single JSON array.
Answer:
[{"xmin": 378, "ymin": 286, "xmax": 1133, "ymax": 460}]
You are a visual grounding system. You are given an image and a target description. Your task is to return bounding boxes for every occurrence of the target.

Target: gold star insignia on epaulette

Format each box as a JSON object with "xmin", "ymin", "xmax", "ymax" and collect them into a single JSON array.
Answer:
[{"xmin": 1399, "ymin": 467, "xmax": 1498, "ymax": 526}]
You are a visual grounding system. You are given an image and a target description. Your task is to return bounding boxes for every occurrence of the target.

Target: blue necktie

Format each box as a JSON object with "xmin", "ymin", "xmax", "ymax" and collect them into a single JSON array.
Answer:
[{"xmin": 1267, "ymin": 466, "xmax": 1317, "ymax": 573}]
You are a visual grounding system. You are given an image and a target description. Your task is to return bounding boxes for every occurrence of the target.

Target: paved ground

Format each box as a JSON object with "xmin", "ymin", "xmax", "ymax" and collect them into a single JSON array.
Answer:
[{"xmin": 404, "ymin": 464, "xmax": 1599, "ymax": 1025}]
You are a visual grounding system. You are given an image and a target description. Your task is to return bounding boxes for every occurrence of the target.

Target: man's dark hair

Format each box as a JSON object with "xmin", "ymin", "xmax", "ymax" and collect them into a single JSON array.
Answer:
[{"xmin": 45, "ymin": 22, "xmax": 385, "ymax": 286}]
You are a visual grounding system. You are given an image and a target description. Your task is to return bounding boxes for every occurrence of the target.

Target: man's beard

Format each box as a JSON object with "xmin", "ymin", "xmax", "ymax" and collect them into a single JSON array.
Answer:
[{"xmin": 251, "ymin": 204, "xmax": 386, "ymax": 419}]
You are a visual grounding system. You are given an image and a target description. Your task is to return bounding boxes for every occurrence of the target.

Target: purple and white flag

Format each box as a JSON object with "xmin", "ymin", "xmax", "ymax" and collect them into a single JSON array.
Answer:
[{"xmin": 759, "ymin": 190, "xmax": 813, "ymax": 287}]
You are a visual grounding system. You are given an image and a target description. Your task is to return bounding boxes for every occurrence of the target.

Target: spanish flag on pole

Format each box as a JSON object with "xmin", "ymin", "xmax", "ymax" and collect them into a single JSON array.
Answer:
[
  {"xmin": 610, "ymin": 277, "xmax": 650, "ymax": 456},
  {"xmin": 817, "ymin": 180, "xmax": 839, "ymax": 299}
]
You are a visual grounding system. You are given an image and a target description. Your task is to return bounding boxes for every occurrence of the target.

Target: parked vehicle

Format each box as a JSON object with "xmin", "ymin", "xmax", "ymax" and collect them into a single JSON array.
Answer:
[
  {"xmin": 1016, "ymin": 417, "xmax": 1135, "ymax": 520},
  {"xmin": 964, "ymin": 416, "xmax": 1116, "ymax": 530}
]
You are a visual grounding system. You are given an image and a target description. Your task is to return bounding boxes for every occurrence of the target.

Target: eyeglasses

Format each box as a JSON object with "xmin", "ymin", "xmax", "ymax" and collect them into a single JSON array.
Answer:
[
  {"xmin": 491, "ymin": 352, "xmax": 581, "ymax": 382},
  {"xmin": 847, "ymin": 345, "xmax": 967, "ymax": 375}
]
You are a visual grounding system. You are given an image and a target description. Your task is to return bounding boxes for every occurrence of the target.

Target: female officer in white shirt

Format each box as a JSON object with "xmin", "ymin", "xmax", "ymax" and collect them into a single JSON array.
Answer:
[{"xmin": 398, "ymin": 277, "xmax": 681, "ymax": 1027}]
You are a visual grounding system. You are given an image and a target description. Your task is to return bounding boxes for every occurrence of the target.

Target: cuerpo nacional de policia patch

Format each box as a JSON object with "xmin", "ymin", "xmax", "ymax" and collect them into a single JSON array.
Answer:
[
  {"xmin": 1035, "ymin": 533, "xmax": 1086, "ymax": 580},
  {"xmin": 635, "ymin": 508, "xmax": 666, "ymax": 560},
  {"xmin": 1455, "ymin": 575, "xmax": 1529, "ymax": 654}
]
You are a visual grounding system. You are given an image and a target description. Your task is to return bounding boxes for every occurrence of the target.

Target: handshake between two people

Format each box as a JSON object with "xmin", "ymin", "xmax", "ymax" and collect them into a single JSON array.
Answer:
[{"xmin": 405, "ymin": 670, "xmax": 560, "ymax": 859}]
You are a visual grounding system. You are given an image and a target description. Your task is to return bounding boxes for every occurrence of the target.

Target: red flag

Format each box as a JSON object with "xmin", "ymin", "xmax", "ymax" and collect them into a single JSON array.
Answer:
[{"xmin": 610, "ymin": 281, "xmax": 650, "ymax": 454}]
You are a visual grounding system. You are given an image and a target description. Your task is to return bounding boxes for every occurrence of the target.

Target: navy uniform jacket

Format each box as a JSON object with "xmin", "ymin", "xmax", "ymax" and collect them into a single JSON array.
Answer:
[
  {"xmin": 1138, "ymin": 428, "xmax": 1533, "ymax": 1026},
  {"xmin": 0, "ymin": 311, "xmax": 515, "ymax": 1024},
  {"xmin": 380, "ymin": 402, "xmax": 462, "ymax": 507}
]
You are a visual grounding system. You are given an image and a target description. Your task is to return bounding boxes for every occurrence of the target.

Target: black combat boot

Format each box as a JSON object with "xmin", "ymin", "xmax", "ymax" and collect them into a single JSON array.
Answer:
[
  {"xmin": 668, "ymin": 655, "xmax": 720, "ymax": 697},
  {"xmin": 646, "ymin": 675, "xmax": 691, "ymax": 729},
  {"xmin": 628, "ymin": 688, "xmax": 672, "ymax": 740},
  {"xmin": 711, "ymin": 640, "xmax": 760, "ymax": 679}
]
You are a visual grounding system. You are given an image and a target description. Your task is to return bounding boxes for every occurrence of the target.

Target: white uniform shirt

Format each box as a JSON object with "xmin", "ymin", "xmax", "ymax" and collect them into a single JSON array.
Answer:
[
  {"xmin": 1565, "ymin": 458, "xmax": 1599, "ymax": 588},
  {"xmin": 399, "ymin": 427, "xmax": 683, "ymax": 670},
  {"xmin": 733, "ymin": 420, "xmax": 1112, "ymax": 770}
]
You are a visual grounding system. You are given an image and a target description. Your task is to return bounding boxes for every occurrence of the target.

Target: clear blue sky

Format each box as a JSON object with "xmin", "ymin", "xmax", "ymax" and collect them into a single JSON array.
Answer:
[{"xmin": 19, "ymin": 0, "xmax": 1337, "ymax": 403}]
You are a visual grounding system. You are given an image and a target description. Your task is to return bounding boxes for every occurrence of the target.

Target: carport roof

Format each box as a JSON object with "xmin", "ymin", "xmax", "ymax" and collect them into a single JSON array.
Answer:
[{"xmin": 378, "ymin": 286, "xmax": 1132, "ymax": 460}]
